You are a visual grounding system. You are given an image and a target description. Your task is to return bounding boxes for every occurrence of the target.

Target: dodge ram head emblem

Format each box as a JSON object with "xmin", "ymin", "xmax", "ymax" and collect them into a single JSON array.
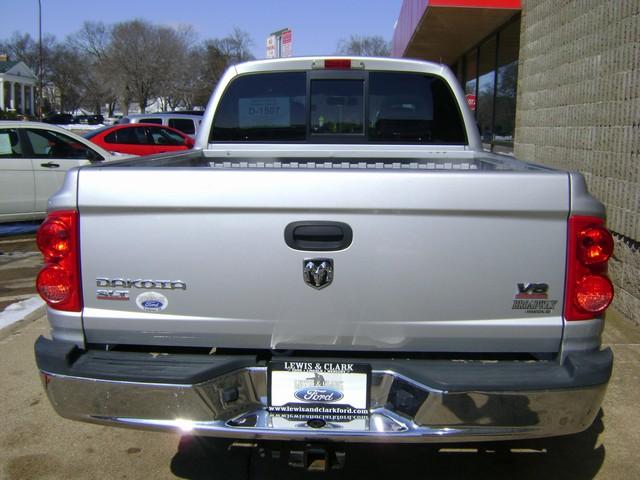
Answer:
[{"xmin": 303, "ymin": 259, "xmax": 333, "ymax": 289}]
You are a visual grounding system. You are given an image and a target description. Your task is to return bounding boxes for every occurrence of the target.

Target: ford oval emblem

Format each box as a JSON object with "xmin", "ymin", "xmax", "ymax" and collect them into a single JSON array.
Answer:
[
  {"xmin": 294, "ymin": 388, "xmax": 344, "ymax": 403},
  {"xmin": 142, "ymin": 300, "xmax": 163, "ymax": 309},
  {"xmin": 135, "ymin": 292, "xmax": 168, "ymax": 312}
]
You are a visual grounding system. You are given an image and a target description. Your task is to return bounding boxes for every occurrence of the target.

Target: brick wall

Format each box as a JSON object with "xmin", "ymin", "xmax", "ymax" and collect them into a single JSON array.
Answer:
[{"xmin": 514, "ymin": 0, "xmax": 640, "ymax": 324}]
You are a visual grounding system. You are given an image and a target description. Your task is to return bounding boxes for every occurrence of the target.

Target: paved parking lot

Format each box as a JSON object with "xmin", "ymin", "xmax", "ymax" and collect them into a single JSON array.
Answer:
[{"xmin": 1, "ymin": 234, "xmax": 639, "ymax": 479}]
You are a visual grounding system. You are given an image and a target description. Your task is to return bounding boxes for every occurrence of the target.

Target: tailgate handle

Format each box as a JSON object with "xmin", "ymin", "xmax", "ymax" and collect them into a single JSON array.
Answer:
[{"xmin": 285, "ymin": 221, "xmax": 353, "ymax": 251}]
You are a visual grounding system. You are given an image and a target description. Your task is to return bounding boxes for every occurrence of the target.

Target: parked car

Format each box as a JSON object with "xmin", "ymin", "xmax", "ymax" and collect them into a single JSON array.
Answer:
[
  {"xmin": 104, "ymin": 115, "xmax": 122, "ymax": 126},
  {"xmin": 84, "ymin": 123, "xmax": 194, "ymax": 156},
  {"xmin": 0, "ymin": 121, "xmax": 126, "ymax": 223},
  {"xmin": 116, "ymin": 112, "xmax": 202, "ymax": 137},
  {"xmin": 42, "ymin": 113, "xmax": 75, "ymax": 125},
  {"xmin": 74, "ymin": 114, "xmax": 104, "ymax": 125},
  {"xmin": 165, "ymin": 110, "xmax": 204, "ymax": 116}
]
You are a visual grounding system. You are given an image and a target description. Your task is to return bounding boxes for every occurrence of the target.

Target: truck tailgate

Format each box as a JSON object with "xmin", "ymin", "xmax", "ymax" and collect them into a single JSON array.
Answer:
[{"xmin": 78, "ymin": 166, "xmax": 569, "ymax": 353}]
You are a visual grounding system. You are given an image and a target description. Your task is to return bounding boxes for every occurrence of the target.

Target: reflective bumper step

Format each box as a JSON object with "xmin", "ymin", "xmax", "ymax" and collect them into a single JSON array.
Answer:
[{"xmin": 35, "ymin": 336, "xmax": 612, "ymax": 443}]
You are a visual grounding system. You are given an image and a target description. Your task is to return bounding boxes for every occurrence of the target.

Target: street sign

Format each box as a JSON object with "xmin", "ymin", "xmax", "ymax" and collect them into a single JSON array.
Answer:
[
  {"xmin": 266, "ymin": 35, "xmax": 277, "ymax": 59},
  {"xmin": 281, "ymin": 29, "xmax": 292, "ymax": 57},
  {"xmin": 266, "ymin": 28, "xmax": 293, "ymax": 58},
  {"xmin": 465, "ymin": 94, "xmax": 477, "ymax": 111}
]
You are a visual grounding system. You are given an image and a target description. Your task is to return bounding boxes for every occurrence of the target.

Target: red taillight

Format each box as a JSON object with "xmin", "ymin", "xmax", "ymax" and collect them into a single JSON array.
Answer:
[
  {"xmin": 323, "ymin": 59, "xmax": 352, "ymax": 69},
  {"xmin": 577, "ymin": 226, "xmax": 613, "ymax": 265},
  {"xmin": 36, "ymin": 265, "xmax": 73, "ymax": 304},
  {"xmin": 574, "ymin": 275, "xmax": 614, "ymax": 313},
  {"xmin": 565, "ymin": 216, "xmax": 614, "ymax": 320},
  {"xmin": 36, "ymin": 210, "xmax": 82, "ymax": 312},
  {"xmin": 37, "ymin": 218, "xmax": 72, "ymax": 261}
]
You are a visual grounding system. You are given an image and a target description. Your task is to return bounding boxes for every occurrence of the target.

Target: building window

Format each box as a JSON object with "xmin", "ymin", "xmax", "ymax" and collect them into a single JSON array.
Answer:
[
  {"xmin": 494, "ymin": 20, "xmax": 520, "ymax": 152},
  {"xmin": 477, "ymin": 36, "xmax": 497, "ymax": 148},
  {"xmin": 457, "ymin": 15, "xmax": 520, "ymax": 154},
  {"xmin": 464, "ymin": 49, "xmax": 478, "ymax": 100}
]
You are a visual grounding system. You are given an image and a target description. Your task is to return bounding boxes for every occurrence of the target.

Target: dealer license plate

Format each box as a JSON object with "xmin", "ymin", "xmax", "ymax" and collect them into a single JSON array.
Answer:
[{"xmin": 268, "ymin": 361, "xmax": 370, "ymax": 416}]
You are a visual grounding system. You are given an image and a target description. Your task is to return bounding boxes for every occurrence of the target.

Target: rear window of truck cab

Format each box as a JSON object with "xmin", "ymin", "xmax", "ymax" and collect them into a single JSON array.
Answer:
[{"xmin": 210, "ymin": 71, "xmax": 466, "ymax": 144}]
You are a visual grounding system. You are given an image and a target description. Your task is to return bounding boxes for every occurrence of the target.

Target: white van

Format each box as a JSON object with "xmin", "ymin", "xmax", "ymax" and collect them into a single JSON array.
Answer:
[{"xmin": 117, "ymin": 113, "xmax": 203, "ymax": 137}]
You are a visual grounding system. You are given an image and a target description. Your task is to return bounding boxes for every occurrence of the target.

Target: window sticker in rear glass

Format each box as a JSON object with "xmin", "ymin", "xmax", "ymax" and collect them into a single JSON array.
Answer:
[{"xmin": 239, "ymin": 97, "xmax": 290, "ymax": 128}]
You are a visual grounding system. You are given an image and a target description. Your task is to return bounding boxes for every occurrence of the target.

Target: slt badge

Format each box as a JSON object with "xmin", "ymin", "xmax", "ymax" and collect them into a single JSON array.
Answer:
[{"xmin": 303, "ymin": 258, "xmax": 333, "ymax": 289}]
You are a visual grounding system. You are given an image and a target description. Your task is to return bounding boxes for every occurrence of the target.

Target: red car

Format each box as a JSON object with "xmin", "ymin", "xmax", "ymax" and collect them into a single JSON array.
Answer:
[{"xmin": 84, "ymin": 123, "xmax": 194, "ymax": 156}]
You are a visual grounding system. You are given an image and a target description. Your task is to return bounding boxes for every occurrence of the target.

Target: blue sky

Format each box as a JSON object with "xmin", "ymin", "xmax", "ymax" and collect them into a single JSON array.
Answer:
[{"xmin": 1, "ymin": 0, "xmax": 403, "ymax": 58}]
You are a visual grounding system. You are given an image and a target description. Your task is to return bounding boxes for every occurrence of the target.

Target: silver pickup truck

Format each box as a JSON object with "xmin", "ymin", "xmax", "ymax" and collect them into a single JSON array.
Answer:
[{"xmin": 34, "ymin": 57, "xmax": 614, "ymax": 458}]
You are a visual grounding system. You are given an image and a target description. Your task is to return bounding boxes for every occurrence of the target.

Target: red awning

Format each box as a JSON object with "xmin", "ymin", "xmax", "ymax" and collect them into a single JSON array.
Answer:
[{"xmin": 393, "ymin": 0, "xmax": 521, "ymax": 64}]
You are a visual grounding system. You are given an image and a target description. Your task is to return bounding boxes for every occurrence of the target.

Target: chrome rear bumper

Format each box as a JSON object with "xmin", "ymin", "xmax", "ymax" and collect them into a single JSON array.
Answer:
[{"xmin": 39, "ymin": 355, "xmax": 609, "ymax": 443}]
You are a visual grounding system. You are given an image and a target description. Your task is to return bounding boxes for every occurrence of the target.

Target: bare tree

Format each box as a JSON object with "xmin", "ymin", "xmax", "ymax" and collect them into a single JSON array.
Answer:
[
  {"xmin": 156, "ymin": 25, "xmax": 196, "ymax": 110},
  {"xmin": 69, "ymin": 22, "xmax": 119, "ymax": 115},
  {"xmin": 0, "ymin": 32, "xmax": 55, "ymax": 73},
  {"xmin": 102, "ymin": 20, "xmax": 195, "ymax": 113},
  {"xmin": 0, "ymin": 32, "xmax": 38, "ymax": 69},
  {"xmin": 188, "ymin": 42, "xmax": 224, "ymax": 107},
  {"xmin": 337, "ymin": 35, "xmax": 391, "ymax": 57},
  {"xmin": 107, "ymin": 20, "xmax": 158, "ymax": 113},
  {"xmin": 48, "ymin": 43, "xmax": 86, "ymax": 112},
  {"xmin": 167, "ymin": 45, "xmax": 207, "ymax": 109},
  {"xmin": 189, "ymin": 28, "xmax": 255, "ymax": 107},
  {"xmin": 213, "ymin": 27, "xmax": 255, "ymax": 64},
  {"xmin": 3, "ymin": 22, "xmax": 257, "ymax": 115},
  {"xmin": 71, "ymin": 22, "xmax": 110, "ymax": 59}
]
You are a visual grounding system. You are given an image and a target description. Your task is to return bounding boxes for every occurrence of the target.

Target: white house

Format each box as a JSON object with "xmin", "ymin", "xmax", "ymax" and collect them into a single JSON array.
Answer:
[{"xmin": 0, "ymin": 59, "xmax": 37, "ymax": 115}]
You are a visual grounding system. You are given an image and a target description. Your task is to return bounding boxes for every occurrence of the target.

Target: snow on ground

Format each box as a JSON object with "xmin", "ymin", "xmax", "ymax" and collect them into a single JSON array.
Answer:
[{"xmin": 0, "ymin": 296, "xmax": 45, "ymax": 331}]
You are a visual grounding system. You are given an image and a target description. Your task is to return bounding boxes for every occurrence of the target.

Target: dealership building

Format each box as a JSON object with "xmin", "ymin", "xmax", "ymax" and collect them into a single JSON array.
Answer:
[{"xmin": 392, "ymin": 0, "xmax": 639, "ymax": 324}]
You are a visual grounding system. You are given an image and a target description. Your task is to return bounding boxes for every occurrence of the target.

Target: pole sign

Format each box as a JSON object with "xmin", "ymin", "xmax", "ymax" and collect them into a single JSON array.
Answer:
[
  {"xmin": 266, "ymin": 28, "xmax": 293, "ymax": 58},
  {"xmin": 281, "ymin": 29, "xmax": 292, "ymax": 57},
  {"xmin": 266, "ymin": 35, "xmax": 277, "ymax": 59}
]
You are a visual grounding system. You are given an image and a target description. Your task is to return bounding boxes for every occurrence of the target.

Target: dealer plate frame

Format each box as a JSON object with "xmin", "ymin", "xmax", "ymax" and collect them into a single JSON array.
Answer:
[{"xmin": 267, "ymin": 360, "xmax": 371, "ymax": 415}]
